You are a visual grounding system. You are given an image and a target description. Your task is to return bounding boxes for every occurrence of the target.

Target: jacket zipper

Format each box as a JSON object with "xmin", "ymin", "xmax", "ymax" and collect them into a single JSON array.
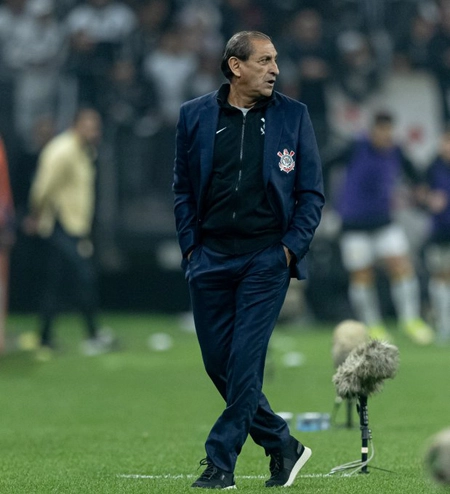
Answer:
[{"xmin": 232, "ymin": 114, "xmax": 246, "ymax": 220}]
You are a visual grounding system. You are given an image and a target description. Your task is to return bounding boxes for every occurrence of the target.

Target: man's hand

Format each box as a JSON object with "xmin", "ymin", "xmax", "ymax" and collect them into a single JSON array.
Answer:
[
  {"xmin": 283, "ymin": 245, "xmax": 292, "ymax": 267},
  {"xmin": 22, "ymin": 215, "xmax": 39, "ymax": 236}
]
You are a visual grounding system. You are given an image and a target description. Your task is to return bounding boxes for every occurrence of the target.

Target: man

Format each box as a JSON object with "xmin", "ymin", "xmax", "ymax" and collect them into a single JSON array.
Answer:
[
  {"xmin": 325, "ymin": 111, "xmax": 434, "ymax": 344},
  {"xmin": 27, "ymin": 108, "xmax": 111, "ymax": 358},
  {"xmin": 173, "ymin": 31, "xmax": 324, "ymax": 489},
  {"xmin": 422, "ymin": 129, "xmax": 450, "ymax": 343}
]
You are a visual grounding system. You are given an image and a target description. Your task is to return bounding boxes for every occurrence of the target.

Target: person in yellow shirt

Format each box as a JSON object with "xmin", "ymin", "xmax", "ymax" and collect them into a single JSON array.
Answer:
[{"xmin": 27, "ymin": 108, "xmax": 112, "ymax": 357}]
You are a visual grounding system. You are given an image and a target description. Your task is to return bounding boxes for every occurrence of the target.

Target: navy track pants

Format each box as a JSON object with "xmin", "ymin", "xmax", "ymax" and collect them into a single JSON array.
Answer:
[{"xmin": 187, "ymin": 243, "xmax": 292, "ymax": 472}]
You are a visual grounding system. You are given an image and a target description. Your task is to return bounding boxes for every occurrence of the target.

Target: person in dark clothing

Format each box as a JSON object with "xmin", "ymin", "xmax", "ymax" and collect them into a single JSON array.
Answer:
[
  {"xmin": 173, "ymin": 31, "xmax": 324, "ymax": 489},
  {"xmin": 279, "ymin": 9, "xmax": 334, "ymax": 151},
  {"xmin": 421, "ymin": 129, "xmax": 450, "ymax": 343},
  {"xmin": 324, "ymin": 111, "xmax": 434, "ymax": 345},
  {"xmin": 428, "ymin": 5, "xmax": 450, "ymax": 124}
]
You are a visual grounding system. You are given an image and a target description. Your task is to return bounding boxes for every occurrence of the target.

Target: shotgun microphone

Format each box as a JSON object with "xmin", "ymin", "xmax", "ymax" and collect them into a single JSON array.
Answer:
[
  {"xmin": 330, "ymin": 339, "xmax": 399, "ymax": 475},
  {"xmin": 333, "ymin": 339, "xmax": 399, "ymax": 399}
]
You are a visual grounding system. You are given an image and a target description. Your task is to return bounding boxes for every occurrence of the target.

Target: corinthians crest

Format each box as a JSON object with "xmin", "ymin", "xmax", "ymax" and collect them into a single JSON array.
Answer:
[{"xmin": 277, "ymin": 149, "xmax": 295, "ymax": 173}]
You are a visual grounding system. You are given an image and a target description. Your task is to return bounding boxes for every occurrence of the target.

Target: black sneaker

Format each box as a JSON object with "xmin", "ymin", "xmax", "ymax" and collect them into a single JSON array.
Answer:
[
  {"xmin": 265, "ymin": 437, "xmax": 312, "ymax": 487},
  {"xmin": 191, "ymin": 458, "xmax": 236, "ymax": 489}
]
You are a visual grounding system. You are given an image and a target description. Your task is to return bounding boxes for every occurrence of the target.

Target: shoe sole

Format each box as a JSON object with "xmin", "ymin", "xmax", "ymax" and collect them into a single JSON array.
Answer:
[
  {"xmin": 191, "ymin": 483, "xmax": 236, "ymax": 490},
  {"xmin": 284, "ymin": 446, "xmax": 312, "ymax": 487}
]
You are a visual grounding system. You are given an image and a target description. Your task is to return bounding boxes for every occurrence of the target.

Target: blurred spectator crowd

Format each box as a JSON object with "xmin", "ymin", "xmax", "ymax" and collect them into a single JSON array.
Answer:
[
  {"xmin": 3, "ymin": 0, "xmax": 450, "ymax": 318},
  {"xmin": 1, "ymin": 0, "xmax": 450, "ymax": 218}
]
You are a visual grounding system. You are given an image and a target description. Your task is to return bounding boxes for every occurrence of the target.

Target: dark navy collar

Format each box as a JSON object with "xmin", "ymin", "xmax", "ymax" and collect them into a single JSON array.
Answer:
[{"xmin": 216, "ymin": 83, "xmax": 274, "ymax": 111}]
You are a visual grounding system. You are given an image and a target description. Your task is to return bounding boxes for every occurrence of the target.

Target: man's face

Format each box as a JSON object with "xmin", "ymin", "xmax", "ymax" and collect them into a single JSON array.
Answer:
[
  {"xmin": 370, "ymin": 122, "xmax": 394, "ymax": 150},
  {"xmin": 233, "ymin": 38, "xmax": 279, "ymax": 100},
  {"xmin": 75, "ymin": 110, "xmax": 102, "ymax": 146}
]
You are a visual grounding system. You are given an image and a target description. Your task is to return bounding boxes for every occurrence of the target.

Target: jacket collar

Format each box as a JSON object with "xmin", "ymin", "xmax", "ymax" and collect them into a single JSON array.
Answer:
[
  {"xmin": 198, "ymin": 87, "xmax": 284, "ymax": 189},
  {"xmin": 216, "ymin": 83, "xmax": 275, "ymax": 111}
]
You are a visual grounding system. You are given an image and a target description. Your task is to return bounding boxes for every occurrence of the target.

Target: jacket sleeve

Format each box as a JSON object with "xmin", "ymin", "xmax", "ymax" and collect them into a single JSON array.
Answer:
[
  {"xmin": 281, "ymin": 108, "xmax": 325, "ymax": 262},
  {"xmin": 173, "ymin": 106, "xmax": 198, "ymax": 259}
]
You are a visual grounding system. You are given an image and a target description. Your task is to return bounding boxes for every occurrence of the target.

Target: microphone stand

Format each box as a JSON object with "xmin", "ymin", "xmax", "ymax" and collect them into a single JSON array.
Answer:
[
  {"xmin": 357, "ymin": 394, "xmax": 370, "ymax": 474},
  {"xmin": 346, "ymin": 398, "xmax": 354, "ymax": 429},
  {"xmin": 331, "ymin": 396, "xmax": 354, "ymax": 429}
]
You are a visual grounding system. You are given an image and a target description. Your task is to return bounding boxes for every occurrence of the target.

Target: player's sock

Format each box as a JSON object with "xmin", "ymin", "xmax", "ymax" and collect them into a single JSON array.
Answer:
[
  {"xmin": 348, "ymin": 282, "xmax": 383, "ymax": 327},
  {"xmin": 390, "ymin": 275, "xmax": 420, "ymax": 322},
  {"xmin": 392, "ymin": 275, "xmax": 434, "ymax": 344},
  {"xmin": 429, "ymin": 279, "xmax": 450, "ymax": 342}
]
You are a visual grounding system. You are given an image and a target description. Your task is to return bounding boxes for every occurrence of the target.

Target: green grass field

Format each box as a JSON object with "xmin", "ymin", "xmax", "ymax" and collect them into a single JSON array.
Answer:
[{"xmin": 1, "ymin": 313, "xmax": 449, "ymax": 493}]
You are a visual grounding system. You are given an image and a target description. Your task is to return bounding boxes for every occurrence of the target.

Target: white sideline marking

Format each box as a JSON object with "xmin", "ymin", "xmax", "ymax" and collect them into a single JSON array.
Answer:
[
  {"xmin": 119, "ymin": 474, "xmax": 195, "ymax": 479},
  {"xmin": 118, "ymin": 473, "xmax": 328, "ymax": 480}
]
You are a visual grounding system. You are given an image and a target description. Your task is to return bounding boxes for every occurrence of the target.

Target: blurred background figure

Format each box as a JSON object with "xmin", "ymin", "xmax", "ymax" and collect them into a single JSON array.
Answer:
[
  {"xmin": 25, "ymin": 108, "xmax": 113, "ymax": 360},
  {"xmin": 103, "ymin": 58, "xmax": 156, "ymax": 207},
  {"xmin": 121, "ymin": 0, "xmax": 173, "ymax": 68},
  {"xmin": 0, "ymin": 0, "xmax": 28, "ymax": 168},
  {"xmin": 10, "ymin": 0, "xmax": 65, "ymax": 154},
  {"xmin": 428, "ymin": 1, "xmax": 450, "ymax": 124},
  {"xmin": 175, "ymin": 0, "xmax": 223, "ymax": 98},
  {"xmin": 0, "ymin": 135, "xmax": 15, "ymax": 354},
  {"xmin": 0, "ymin": 0, "xmax": 447, "ymax": 327},
  {"xmin": 394, "ymin": 4, "xmax": 437, "ymax": 71},
  {"xmin": 324, "ymin": 111, "xmax": 434, "ymax": 345},
  {"xmin": 335, "ymin": 30, "xmax": 380, "ymax": 104},
  {"xmin": 142, "ymin": 27, "xmax": 198, "ymax": 203},
  {"xmin": 422, "ymin": 128, "xmax": 450, "ymax": 344},
  {"xmin": 278, "ymin": 8, "xmax": 335, "ymax": 152},
  {"xmin": 65, "ymin": 0, "xmax": 136, "ymax": 113},
  {"xmin": 219, "ymin": 0, "xmax": 268, "ymax": 41}
]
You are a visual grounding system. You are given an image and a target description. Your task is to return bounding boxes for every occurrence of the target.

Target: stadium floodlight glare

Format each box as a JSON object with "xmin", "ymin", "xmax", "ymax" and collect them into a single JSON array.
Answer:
[{"xmin": 330, "ymin": 339, "xmax": 399, "ymax": 475}]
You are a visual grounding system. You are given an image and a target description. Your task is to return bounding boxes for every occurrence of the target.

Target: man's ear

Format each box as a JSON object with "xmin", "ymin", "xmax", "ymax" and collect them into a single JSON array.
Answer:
[{"xmin": 228, "ymin": 57, "xmax": 241, "ymax": 78}]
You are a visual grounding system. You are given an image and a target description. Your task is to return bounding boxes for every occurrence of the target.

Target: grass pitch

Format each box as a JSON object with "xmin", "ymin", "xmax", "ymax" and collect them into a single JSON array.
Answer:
[{"xmin": 1, "ymin": 312, "xmax": 449, "ymax": 493}]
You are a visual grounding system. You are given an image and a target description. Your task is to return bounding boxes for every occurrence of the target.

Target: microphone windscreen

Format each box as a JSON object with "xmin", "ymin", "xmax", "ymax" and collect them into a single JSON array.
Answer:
[
  {"xmin": 333, "ymin": 339, "xmax": 399, "ymax": 398},
  {"xmin": 425, "ymin": 428, "xmax": 450, "ymax": 485},
  {"xmin": 332, "ymin": 319, "xmax": 369, "ymax": 368}
]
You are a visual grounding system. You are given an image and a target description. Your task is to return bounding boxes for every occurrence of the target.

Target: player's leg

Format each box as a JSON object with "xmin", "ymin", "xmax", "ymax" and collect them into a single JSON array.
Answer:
[
  {"xmin": 39, "ymin": 234, "xmax": 63, "ymax": 349},
  {"xmin": 51, "ymin": 226, "xmax": 99, "ymax": 341},
  {"xmin": 73, "ymin": 249, "xmax": 98, "ymax": 341},
  {"xmin": 340, "ymin": 231, "xmax": 389, "ymax": 339},
  {"xmin": 378, "ymin": 224, "xmax": 434, "ymax": 344},
  {"xmin": 425, "ymin": 243, "xmax": 450, "ymax": 343}
]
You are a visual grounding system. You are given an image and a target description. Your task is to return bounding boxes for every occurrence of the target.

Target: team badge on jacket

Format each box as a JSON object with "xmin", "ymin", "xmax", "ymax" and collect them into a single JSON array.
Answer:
[{"xmin": 277, "ymin": 149, "xmax": 295, "ymax": 173}]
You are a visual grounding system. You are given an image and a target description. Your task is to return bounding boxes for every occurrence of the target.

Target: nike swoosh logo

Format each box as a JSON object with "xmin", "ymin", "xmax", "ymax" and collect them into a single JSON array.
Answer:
[{"xmin": 216, "ymin": 127, "xmax": 227, "ymax": 134}]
